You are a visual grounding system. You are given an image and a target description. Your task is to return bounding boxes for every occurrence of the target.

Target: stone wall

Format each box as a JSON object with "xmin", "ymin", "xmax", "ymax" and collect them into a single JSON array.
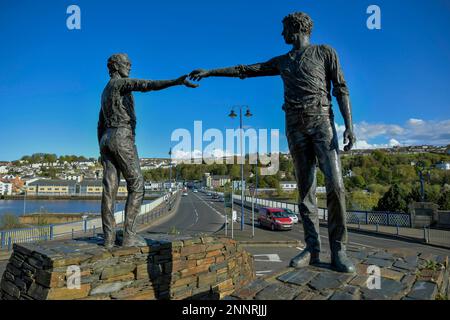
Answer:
[{"xmin": 0, "ymin": 234, "xmax": 255, "ymax": 300}]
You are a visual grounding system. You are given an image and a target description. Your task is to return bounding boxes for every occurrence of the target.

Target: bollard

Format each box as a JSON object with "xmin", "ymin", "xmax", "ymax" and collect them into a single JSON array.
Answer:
[
  {"xmin": 7, "ymin": 237, "xmax": 12, "ymax": 251},
  {"xmin": 84, "ymin": 220, "xmax": 87, "ymax": 233},
  {"xmin": 358, "ymin": 220, "xmax": 361, "ymax": 229},
  {"xmin": 396, "ymin": 224, "xmax": 399, "ymax": 235},
  {"xmin": 93, "ymin": 226, "xmax": 96, "ymax": 237},
  {"xmin": 376, "ymin": 224, "xmax": 379, "ymax": 232},
  {"xmin": 72, "ymin": 229, "xmax": 74, "ymax": 239},
  {"xmin": 423, "ymin": 227, "xmax": 428, "ymax": 243},
  {"xmin": 50, "ymin": 225, "xmax": 54, "ymax": 240}
]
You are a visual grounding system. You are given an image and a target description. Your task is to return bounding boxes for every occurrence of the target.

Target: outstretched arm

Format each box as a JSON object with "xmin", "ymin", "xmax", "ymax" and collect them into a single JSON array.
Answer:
[
  {"xmin": 189, "ymin": 57, "xmax": 280, "ymax": 81},
  {"xmin": 327, "ymin": 46, "xmax": 355, "ymax": 151},
  {"xmin": 118, "ymin": 75, "xmax": 198, "ymax": 93}
]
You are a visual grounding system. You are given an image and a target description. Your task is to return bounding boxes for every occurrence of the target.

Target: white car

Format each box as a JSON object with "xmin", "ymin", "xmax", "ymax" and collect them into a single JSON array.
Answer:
[
  {"xmin": 283, "ymin": 209, "xmax": 299, "ymax": 224},
  {"xmin": 193, "ymin": 189, "xmax": 198, "ymax": 193},
  {"xmin": 182, "ymin": 192, "xmax": 188, "ymax": 196}
]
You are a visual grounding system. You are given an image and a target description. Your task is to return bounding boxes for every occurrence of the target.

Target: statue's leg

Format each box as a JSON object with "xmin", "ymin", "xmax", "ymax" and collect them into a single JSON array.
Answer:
[
  {"xmin": 286, "ymin": 122, "xmax": 321, "ymax": 267},
  {"xmin": 114, "ymin": 133, "xmax": 146, "ymax": 247},
  {"xmin": 313, "ymin": 120, "xmax": 355, "ymax": 273},
  {"xmin": 100, "ymin": 151, "xmax": 119, "ymax": 248}
]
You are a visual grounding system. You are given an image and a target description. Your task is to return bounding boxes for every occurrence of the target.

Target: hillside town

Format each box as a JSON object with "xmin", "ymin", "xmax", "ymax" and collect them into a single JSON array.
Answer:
[
  {"xmin": 0, "ymin": 155, "xmax": 178, "ymax": 196},
  {"xmin": 0, "ymin": 145, "xmax": 449, "ymax": 198}
]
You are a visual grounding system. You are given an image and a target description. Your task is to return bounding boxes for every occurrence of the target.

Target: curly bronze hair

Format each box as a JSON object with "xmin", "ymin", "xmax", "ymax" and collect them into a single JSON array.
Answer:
[
  {"xmin": 107, "ymin": 53, "xmax": 130, "ymax": 75},
  {"xmin": 282, "ymin": 12, "xmax": 314, "ymax": 36}
]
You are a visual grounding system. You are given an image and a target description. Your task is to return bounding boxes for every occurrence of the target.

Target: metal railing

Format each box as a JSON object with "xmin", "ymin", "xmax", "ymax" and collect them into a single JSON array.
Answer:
[{"xmin": 0, "ymin": 191, "xmax": 178, "ymax": 251}]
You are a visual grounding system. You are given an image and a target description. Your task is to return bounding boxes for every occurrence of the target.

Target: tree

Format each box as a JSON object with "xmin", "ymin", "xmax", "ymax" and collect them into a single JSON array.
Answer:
[
  {"xmin": 438, "ymin": 190, "xmax": 450, "ymax": 210},
  {"xmin": 375, "ymin": 184, "xmax": 408, "ymax": 213}
]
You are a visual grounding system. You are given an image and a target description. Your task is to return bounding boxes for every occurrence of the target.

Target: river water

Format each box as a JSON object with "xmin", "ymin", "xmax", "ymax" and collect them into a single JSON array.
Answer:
[{"xmin": 0, "ymin": 199, "xmax": 153, "ymax": 217}]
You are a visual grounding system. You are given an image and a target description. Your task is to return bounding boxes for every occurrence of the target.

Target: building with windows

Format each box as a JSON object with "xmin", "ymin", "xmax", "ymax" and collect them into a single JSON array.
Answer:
[
  {"xmin": 26, "ymin": 179, "xmax": 128, "ymax": 196},
  {"xmin": 203, "ymin": 173, "xmax": 231, "ymax": 189},
  {"xmin": 0, "ymin": 182, "xmax": 13, "ymax": 195},
  {"xmin": 280, "ymin": 181, "xmax": 297, "ymax": 192}
]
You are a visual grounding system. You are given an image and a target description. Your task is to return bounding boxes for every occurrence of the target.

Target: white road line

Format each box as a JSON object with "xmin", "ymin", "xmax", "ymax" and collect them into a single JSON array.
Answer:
[
  {"xmin": 253, "ymin": 254, "xmax": 282, "ymax": 262},
  {"xmin": 191, "ymin": 192, "xmax": 225, "ymax": 218}
]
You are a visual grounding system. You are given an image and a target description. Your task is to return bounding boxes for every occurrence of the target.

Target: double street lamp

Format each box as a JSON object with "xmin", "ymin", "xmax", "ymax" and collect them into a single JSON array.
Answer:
[{"xmin": 229, "ymin": 105, "xmax": 253, "ymax": 231}]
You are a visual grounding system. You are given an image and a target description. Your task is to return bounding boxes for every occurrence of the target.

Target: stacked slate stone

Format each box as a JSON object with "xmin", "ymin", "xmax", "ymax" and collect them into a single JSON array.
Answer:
[
  {"xmin": 228, "ymin": 247, "xmax": 449, "ymax": 300},
  {"xmin": 0, "ymin": 235, "xmax": 255, "ymax": 300}
]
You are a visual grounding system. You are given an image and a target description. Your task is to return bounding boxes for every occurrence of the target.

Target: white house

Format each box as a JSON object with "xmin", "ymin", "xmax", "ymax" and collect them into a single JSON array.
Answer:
[
  {"xmin": 280, "ymin": 181, "xmax": 297, "ymax": 191},
  {"xmin": 0, "ymin": 166, "xmax": 9, "ymax": 174},
  {"xmin": 0, "ymin": 182, "xmax": 13, "ymax": 195}
]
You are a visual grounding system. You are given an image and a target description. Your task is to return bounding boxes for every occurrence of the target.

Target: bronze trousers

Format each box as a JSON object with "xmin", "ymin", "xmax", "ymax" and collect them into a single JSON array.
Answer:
[
  {"xmin": 99, "ymin": 127, "xmax": 145, "ymax": 241},
  {"xmin": 286, "ymin": 110, "xmax": 348, "ymax": 253}
]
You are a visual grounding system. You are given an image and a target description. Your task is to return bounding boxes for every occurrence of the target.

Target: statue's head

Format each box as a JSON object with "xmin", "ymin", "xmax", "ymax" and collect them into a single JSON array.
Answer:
[
  {"xmin": 282, "ymin": 12, "xmax": 313, "ymax": 44},
  {"xmin": 107, "ymin": 53, "xmax": 131, "ymax": 78}
]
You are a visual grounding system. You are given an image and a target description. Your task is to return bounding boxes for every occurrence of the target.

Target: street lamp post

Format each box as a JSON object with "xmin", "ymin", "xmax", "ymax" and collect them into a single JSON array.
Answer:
[
  {"xmin": 168, "ymin": 148, "xmax": 172, "ymax": 193},
  {"xmin": 229, "ymin": 106, "xmax": 253, "ymax": 231}
]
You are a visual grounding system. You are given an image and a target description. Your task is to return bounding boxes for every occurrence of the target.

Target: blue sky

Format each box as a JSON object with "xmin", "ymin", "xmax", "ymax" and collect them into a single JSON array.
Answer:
[{"xmin": 0, "ymin": 0, "xmax": 449, "ymax": 161}]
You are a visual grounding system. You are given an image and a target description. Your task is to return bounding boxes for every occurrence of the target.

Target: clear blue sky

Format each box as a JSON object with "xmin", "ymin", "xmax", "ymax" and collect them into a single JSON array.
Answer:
[{"xmin": 1, "ymin": 0, "xmax": 449, "ymax": 161}]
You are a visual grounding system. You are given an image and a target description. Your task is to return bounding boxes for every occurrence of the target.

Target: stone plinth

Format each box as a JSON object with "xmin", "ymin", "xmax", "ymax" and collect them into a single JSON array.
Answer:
[
  {"xmin": 228, "ymin": 247, "xmax": 449, "ymax": 300},
  {"xmin": 0, "ymin": 234, "xmax": 255, "ymax": 300}
]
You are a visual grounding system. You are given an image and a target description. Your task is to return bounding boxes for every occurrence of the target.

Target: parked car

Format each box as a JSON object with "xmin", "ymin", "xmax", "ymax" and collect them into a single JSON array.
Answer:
[
  {"xmin": 257, "ymin": 207, "xmax": 293, "ymax": 231},
  {"xmin": 193, "ymin": 189, "xmax": 198, "ymax": 193},
  {"xmin": 282, "ymin": 208, "xmax": 299, "ymax": 224},
  {"xmin": 182, "ymin": 191, "xmax": 188, "ymax": 196},
  {"xmin": 212, "ymin": 193, "xmax": 219, "ymax": 199}
]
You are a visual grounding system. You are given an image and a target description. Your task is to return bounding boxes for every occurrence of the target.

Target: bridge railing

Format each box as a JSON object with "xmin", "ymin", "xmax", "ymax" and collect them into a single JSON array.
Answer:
[
  {"xmin": 0, "ymin": 191, "xmax": 177, "ymax": 251},
  {"xmin": 220, "ymin": 192, "xmax": 413, "ymax": 228},
  {"xmin": 206, "ymin": 189, "xmax": 448, "ymax": 248}
]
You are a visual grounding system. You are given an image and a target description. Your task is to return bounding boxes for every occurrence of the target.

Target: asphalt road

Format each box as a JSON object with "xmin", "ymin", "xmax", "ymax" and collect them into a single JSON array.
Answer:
[{"xmin": 143, "ymin": 191, "xmax": 226, "ymax": 236}]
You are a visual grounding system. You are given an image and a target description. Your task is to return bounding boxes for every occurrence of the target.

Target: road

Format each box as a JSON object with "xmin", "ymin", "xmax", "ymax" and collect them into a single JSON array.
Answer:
[
  {"xmin": 143, "ymin": 191, "xmax": 226, "ymax": 235},
  {"xmin": 151, "ymin": 191, "xmax": 450, "ymax": 277}
]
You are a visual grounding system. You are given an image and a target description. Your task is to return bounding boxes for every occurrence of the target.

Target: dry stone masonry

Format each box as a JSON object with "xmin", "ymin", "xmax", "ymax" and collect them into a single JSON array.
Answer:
[{"xmin": 0, "ymin": 234, "xmax": 255, "ymax": 300}]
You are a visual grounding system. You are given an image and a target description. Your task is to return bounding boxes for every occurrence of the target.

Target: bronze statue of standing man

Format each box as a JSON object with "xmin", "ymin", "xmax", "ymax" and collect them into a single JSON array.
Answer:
[
  {"xmin": 190, "ymin": 12, "xmax": 356, "ymax": 272},
  {"xmin": 98, "ymin": 53, "xmax": 197, "ymax": 248}
]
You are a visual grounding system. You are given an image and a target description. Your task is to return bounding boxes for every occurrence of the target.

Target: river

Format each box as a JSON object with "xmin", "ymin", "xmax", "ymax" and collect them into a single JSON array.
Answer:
[{"xmin": 0, "ymin": 199, "xmax": 154, "ymax": 217}]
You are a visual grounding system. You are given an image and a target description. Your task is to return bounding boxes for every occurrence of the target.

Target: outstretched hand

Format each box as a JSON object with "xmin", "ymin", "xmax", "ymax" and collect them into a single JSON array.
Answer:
[
  {"xmin": 177, "ymin": 75, "xmax": 199, "ymax": 88},
  {"xmin": 189, "ymin": 69, "xmax": 210, "ymax": 81}
]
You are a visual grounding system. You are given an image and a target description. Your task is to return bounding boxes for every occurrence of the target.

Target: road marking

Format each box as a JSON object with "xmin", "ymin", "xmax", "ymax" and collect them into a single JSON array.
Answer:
[
  {"xmin": 253, "ymin": 254, "xmax": 282, "ymax": 262},
  {"xmin": 191, "ymin": 192, "xmax": 225, "ymax": 218},
  {"xmin": 256, "ymin": 270, "xmax": 273, "ymax": 276}
]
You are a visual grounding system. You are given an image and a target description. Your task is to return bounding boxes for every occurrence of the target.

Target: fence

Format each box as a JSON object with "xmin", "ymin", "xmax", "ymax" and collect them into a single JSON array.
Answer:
[
  {"xmin": 0, "ymin": 191, "xmax": 177, "ymax": 251},
  {"xmin": 234, "ymin": 194, "xmax": 412, "ymax": 227},
  {"xmin": 210, "ymin": 190, "xmax": 449, "ymax": 248}
]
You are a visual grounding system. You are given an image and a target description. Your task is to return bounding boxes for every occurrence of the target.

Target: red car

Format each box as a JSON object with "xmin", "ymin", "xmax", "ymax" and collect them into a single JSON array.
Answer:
[{"xmin": 257, "ymin": 207, "xmax": 293, "ymax": 231}]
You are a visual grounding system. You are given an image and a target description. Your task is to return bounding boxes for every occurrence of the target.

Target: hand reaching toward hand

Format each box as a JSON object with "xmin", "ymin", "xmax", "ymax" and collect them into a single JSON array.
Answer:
[
  {"xmin": 177, "ymin": 75, "xmax": 199, "ymax": 88},
  {"xmin": 189, "ymin": 69, "xmax": 210, "ymax": 81}
]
